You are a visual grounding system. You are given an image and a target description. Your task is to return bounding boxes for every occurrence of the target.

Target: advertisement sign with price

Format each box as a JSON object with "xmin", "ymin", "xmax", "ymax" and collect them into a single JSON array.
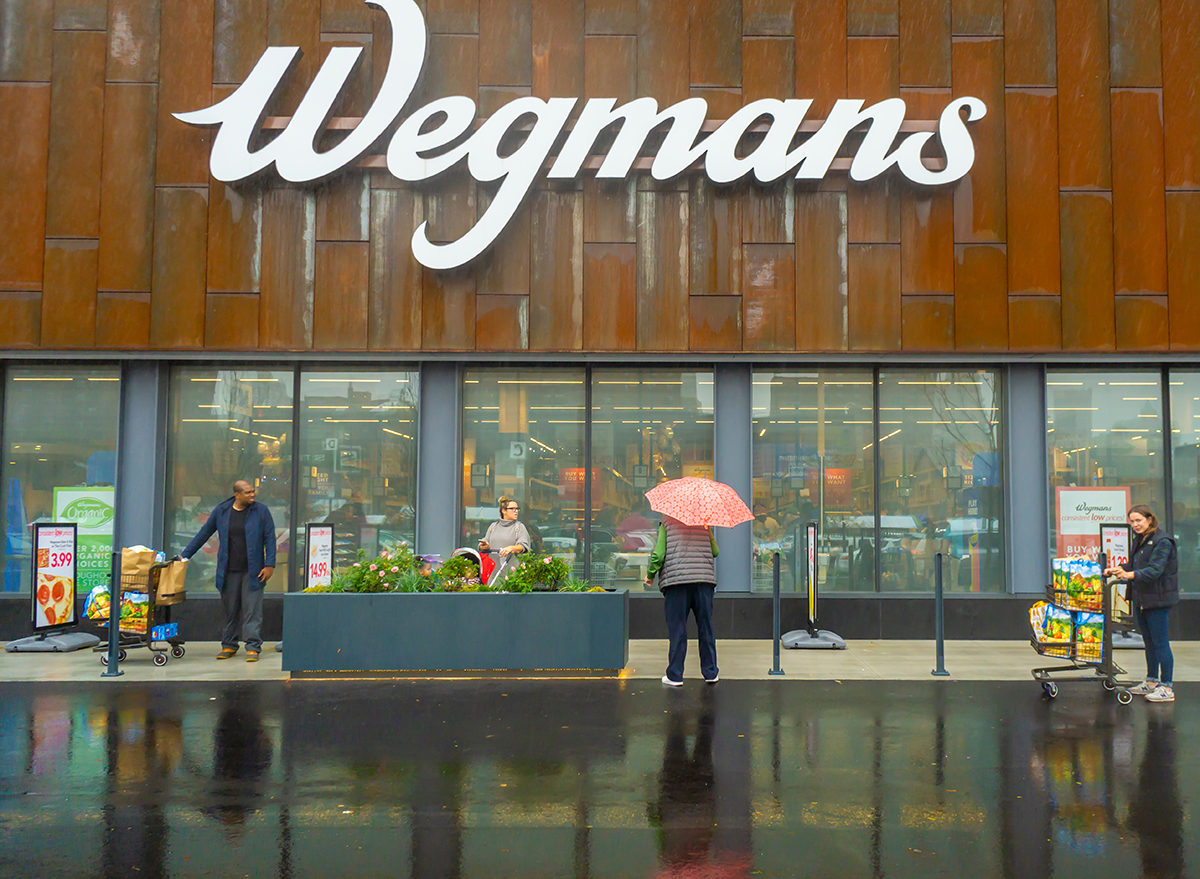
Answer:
[
  {"xmin": 1100, "ymin": 522, "xmax": 1132, "ymax": 568},
  {"xmin": 32, "ymin": 524, "xmax": 77, "ymax": 631},
  {"xmin": 306, "ymin": 524, "xmax": 334, "ymax": 590}
]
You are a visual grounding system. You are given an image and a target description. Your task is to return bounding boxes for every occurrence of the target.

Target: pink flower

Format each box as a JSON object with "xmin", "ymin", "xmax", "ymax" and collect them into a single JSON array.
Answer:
[
  {"xmin": 353, "ymin": 563, "xmax": 361, "ymax": 568},
  {"xmin": 391, "ymin": 567, "xmax": 399, "ymax": 573},
  {"xmin": 544, "ymin": 557, "xmax": 552, "ymax": 564},
  {"xmin": 369, "ymin": 564, "xmax": 377, "ymax": 571}
]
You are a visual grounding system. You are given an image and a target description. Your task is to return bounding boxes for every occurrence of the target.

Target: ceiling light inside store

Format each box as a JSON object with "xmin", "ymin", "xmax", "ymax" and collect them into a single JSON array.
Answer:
[
  {"xmin": 13, "ymin": 377, "xmax": 72, "ymax": 381},
  {"xmin": 87, "ymin": 377, "xmax": 119, "ymax": 381},
  {"xmin": 190, "ymin": 378, "xmax": 221, "ymax": 382},
  {"xmin": 309, "ymin": 378, "xmax": 379, "ymax": 382},
  {"xmin": 382, "ymin": 428, "xmax": 412, "ymax": 439},
  {"xmin": 1046, "ymin": 382, "xmax": 1084, "ymax": 385}
]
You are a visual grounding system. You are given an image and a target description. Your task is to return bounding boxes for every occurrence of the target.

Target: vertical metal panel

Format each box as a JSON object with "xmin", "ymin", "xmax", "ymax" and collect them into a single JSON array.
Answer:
[
  {"xmin": 848, "ymin": 177, "xmax": 901, "ymax": 244},
  {"xmin": 46, "ymin": 31, "xmax": 105, "ymax": 240},
  {"xmin": 795, "ymin": 190, "xmax": 848, "ymax": 350},
  {"xmin": 713, "ymin": 362, "xmax": 752, "ymax": 591},
  {"xmin": 1109, "ymin": 0, "xmax": 1162, "ymax": 87},
  {"xmin": 41, "ymin": 239, "xmax": 98, "ymax": 347},
  {"xmin": 369, "ymin": 187, "xmax": 423, "ymax": 349},
  {"xmin": 427, "ymin": 0, "xmax": 480, "ymax": 33},
  {"xmin": 318, "ymin": 34, "xmax": 373, "ymax": 118},
  {"xmin": 421, "ymin": 266, "xmax": 476, "ymax": 349},
  {"xmin": 690, "ymin": 0, "xmax": 741, "ymax": 87},
  {"xmin": 424, "ymin": 171, "xmax": 477, "ymax": 247},
  {"xmin": 1111, "ymin": 89, "xmax": 1167, "ymax": 296},
  {"xmin": 847, "ymin": 35, "xmax": 899, "ymax": 102},
  {"xmin": 478, "ymin": 84, "xmax": 530, "ymax": 117},
  {"xmin": 1057, "ymin": 0, "xmax": 1112, "ymax": 189},
  {"xmin": 113, "ymin": 362, "xmax": 169, "ymax": 551},
  {"xmin": 479, "ymin": 0, "xmax": 532, "ymax": 86},
  {"xmin": 0, "ymin": 0, "xmax": 53, "ymax": 81},
  {"xmin": 584, "ymin": 34, "xmax": 636, "ymax": 100},
  {"xmin": 1115, "ymin": 295, "xmax": 1169, "ymax": 350},
  {"xmin": 1003, "ymin": 0, "xmax": 1056, "ymax": 86},
  {"xmin": 532, "ymin": 0, "xmax": 583, "ymax": 99},
  {"xmin": 690, "ymin": 85, "xmax": 742, "ymax": 117},
  {"xmin": 848, "ymin": 243, "xmax": 901, "ymax": 349},
  {"xmin": 475, "ymin": 294, "xmax": 529, "ymax": 348},
  {"xmin": 584, "ymin": 178, "xmax": 637, "ymax": 242},
  {"xmin": 795, "ymin": 0, "xmax": 846, "ymax": 117},
  {"xmin": 744, "ymin": 181, "xmax": 794, "ymax": 243},
  {"xmin": 476, "ymin": 188, "xmax": 531, "ymax": 297},
  {"xmin": 259, "ymin": 187, "xmax": 315, "ymax": 348},
  {"xmin": 214, "ymin": 0, "xmax": 268, "ymax": 84},
  {"xmin": 638, "ymin": 0, "xmax": 688, "ymax": 104},
  {"xmin": 953, "ymin": 243, "xmax": 1007, "ymax": 349},
  {"xmin": 901, "ymin": 189, "xmax": 954, "ymax": 294},
  {"xmin": 743, "ymin": 36, "xmax": 793, "ymax": 102},
  {"xmin": 745, "ymin": 0, "xmax": 794, "ymax": 34},
  {"xmin": 1007, "ymin": 296, "xmax": 1061, "ymax": 349},
  {"xmin": 316, "ymin": 172, "xmax": 370, "ymax": 242},
  {"xmin": 204, "ymin": 293, "xmax": 261, "ymax": 347},
  {"xmin": 530, "ymin": 188, "xmax": 583, "ymax": 349},
  {"xmin": 847, "ymin": 0, "xmax": 899, "ymax": 35},
  {"xmin": 1005, "ymin": 364, "xmax": 1049, "ymax": 593},
  {"xmin": 636, "ymin": 190, "xmax": 689, "ymax": 350},
  {"xmin": 55, "ymin": 0, "xmax": 109, "ymax": 31},
  {"xmin": 1162, "ymin": 0, "xmax": 1200, "ymax": 188},
  {"xmin": 689, "ymin": 295, "xmax": 742, "ymax": 349},
  {"xmin": 901, "ymin": 294, "xmax": 954, "ymax": 349},
  {"xmin": 98, "ymin": 83, "xmax": 157, "ymax": 292},
  {"xmin": 951, "ymin": 37, "xmax": 1005, "ymax": 243},
  {"xmin": 0, "ymin": 83, "xmax": 49, "ymax": 290},
  {"xmin": 313, "ymin": 241, "xmax": 369, "ymax": 348},
  {"xmin": 742, "ymin": 243, "xmax": 795, "ymax": 350},
  {"xmin": 1059, "ymin": 192, "xmax": 1115, "ymax": 350},
  {"xmin": 322, "ymin": 0, "xmax": 374, "ymax": 32},
  {"xmin": 689, "ymin": 177, "xmax": 742, "ymax": 295},
  {"xmin": 899, "ymin": 0, "xmax": 950, "ymax": 86},
  {"xmin": 207, "ymin": 183, "xmax": 262, "ymax": 293},
  {"xmin": 417, "ymin": 361, "xmax": 462, "ymax": 557},
  {"xmin": 106, "ymin": 0, "xmax": 161, "ymax": 83},
  {"xmin": 1167, "ymin": 192, "xmax": 1200, "ymax": 348},
  {"xmin": 150, "ymin": 187, "xmax": 209, "ymax": 347},
  {"xmin": 0, "ymin": 292, "xmax": 40, "ymax": 345},
  {"xmin": 423, "ymin": 32, "xmax": 479, "ymax": 102},
  {"xmin": 267, "ymin": 0, "xmax": 321, "ymax": 113},
  {"xmin": 1005, "ymin": 88, "xmax": 1059, "ymax": 295},
  {"xmin": 582, "ymin": 241, "xmax": 636, "ymax": 349},
  {"xmin": 156, "ymin": 0, "xmax": 214, "ymax": 187},
  {"xmin": 96, "ymin": 292, "xmax": 151, "ymax": 347},
  {"xmin": 585, "ymin": 0, "xmax": 636, "ymax": 34},
  {"xmin": 952, "ymin": 0, "xmax": 1002, "ymax": 34}
]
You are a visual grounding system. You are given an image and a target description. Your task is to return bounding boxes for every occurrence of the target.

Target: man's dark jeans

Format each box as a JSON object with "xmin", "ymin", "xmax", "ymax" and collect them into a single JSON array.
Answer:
[
  {"xmin": 221, "ymin": 571, "xmax": 263, "ymax": 652},
  {"xmin": 663, "ymin": 583, "xmax": 718, "ymax": 683}
]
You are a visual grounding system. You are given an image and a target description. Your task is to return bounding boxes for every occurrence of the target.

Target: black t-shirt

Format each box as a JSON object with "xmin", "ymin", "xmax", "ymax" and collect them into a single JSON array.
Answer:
[{"xmin": 227, "ymin": 506, "xmax": 249, "ymax": 572}]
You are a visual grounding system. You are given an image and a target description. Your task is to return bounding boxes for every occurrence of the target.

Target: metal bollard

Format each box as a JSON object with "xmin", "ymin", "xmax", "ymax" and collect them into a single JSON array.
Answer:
[
  {"xmin": 102, "ymin": 550, "xmax": 123, "ymax": 677},
  {"xmin": 769, "ymin": 552, "xmax": 784, "ymax": 675},
  {"xmin": 931, "ymin": 551, "xmax": 948, "ymax": 677}
]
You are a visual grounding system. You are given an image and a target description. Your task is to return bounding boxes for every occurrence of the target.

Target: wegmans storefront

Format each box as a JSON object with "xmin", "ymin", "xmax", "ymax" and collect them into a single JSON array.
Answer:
[{"xmin": 1, "ymin": 0, "xmax": 1198, "ymax": 639}]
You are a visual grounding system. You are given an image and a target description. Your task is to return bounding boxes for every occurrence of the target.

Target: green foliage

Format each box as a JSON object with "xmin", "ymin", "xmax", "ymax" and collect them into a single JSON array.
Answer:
[
  {"xmin": 556, "ymin": 578, "xmax": 593, "ymax": 593},
  {"xmin": 301, "ymin": 583, "xmax": 345, "ymax": 593},
  {"xmin": 437, "ymin": 554, "xmax": 480, "ymax": 591}
]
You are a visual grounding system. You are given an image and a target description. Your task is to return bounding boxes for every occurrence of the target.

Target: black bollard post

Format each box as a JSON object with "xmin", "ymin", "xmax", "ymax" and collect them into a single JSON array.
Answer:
[
  {"xmin": 932, "ymin": 551, "xmax": 948, "ymax": 676},
  {"xmin": 769, "ymin": 552, "xmax": 784, "ymax": 675},
  {"xmin": 102, "ymin": 550, "xmax": 123, "ymax": 677}
]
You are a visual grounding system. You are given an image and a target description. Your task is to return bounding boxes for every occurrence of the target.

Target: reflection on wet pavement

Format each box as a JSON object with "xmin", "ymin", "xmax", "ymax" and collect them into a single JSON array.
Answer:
[{"xmin": 0, "ymin": 681, "xmax": 1191, "ymax": 878}]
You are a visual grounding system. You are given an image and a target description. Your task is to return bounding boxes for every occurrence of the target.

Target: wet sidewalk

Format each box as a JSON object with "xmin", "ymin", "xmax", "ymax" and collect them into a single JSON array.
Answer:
[{"xmin": 1, "ymin": 676, "xmax": 1193, "ymax": 878}]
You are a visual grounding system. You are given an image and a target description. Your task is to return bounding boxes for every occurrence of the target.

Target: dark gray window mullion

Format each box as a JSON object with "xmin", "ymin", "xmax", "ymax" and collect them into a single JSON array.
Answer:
[
  {"xmin": 873, "ymin": 365, "xmax": 881, "ymax": 594},
  {"xmin": 583, "ymin": 364, "xmax": 593, "ymax": 578},
  {"xmin": 1162, "ymin": 365, "xmax": 1175, "ymax": 535},
  {"xmin": 289, "ymin": 365, "xmax": 302, "ymax": 593}
]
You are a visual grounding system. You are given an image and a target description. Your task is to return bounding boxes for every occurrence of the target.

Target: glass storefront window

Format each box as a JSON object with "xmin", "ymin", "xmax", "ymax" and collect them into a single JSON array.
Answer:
[
  {"xmin": 1047, "ymin": 370, "xmax": 1164, "ymax": 562},
  {"xmin": 751, "ymin": 370, "xmax": 875, "ymax": 593},
  {"xmin": 462, "ymin": 369, "xmax": 585, "ymax": 574},
  {"xmin": 297, "ymin": 371, "xmax": 418, "ymax": 572},
  {"xmin": 167, "ymin": 368, "xmax": 294, "ymax": 593},
  {"xmin": 591, "ymin": 370, "xmax": 714, "ymax": 590},
  {"xmin": 1167, "ymin": 372, "xmax": 1197, "ymax": 592},
  {"xmin": 1, "ymin": 366, "xmax": 120, "ymax": 594},
  {"xmin": 878, "ymin": 370, "xmax": 1004, "ymax": 592}
]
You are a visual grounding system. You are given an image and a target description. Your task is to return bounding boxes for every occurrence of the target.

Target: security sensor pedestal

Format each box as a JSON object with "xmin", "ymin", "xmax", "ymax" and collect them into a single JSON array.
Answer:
[
  {"xmin": 781, "ymin": 521, "xmax": 846, "ymax": 650},
  {"xmin": 782, "ymin": 628, "xmax": 846, "ymax": 649},
  {"xmin": 1112, "ymin": 631, "xmax": 1144, "ymax": 650},
  {"xmin": 6, "ymin": 631, "xmax": 100, "ymax": 653}
]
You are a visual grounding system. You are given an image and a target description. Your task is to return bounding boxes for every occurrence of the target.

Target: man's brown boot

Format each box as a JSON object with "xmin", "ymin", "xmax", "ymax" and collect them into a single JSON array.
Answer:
[{"xmin": 216, "ymin": 647, "xmax": 238, "ymax": 659}]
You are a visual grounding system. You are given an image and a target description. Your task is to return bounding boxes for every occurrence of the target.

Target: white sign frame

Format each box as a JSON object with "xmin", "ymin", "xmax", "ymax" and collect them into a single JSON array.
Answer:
[{"xmin": 305, "ymin": 523, "xmax": 335, "ymax": 590}]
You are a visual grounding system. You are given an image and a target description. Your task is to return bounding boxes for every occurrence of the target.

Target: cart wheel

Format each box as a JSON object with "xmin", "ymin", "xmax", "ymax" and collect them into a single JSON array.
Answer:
[
  {"xmin": 118, "ymin": 648, "xmax": 128, "ymax": 662},
  {"xmin": 99, "ymin": 654, "xmax": 108, "ymax": 667},
  {"xmin": 1102, "ymin": 678, "xmax": 1116, "ymax": 691},
  {"xmin": 171, "ymin": 645, "xmax": 185, "ymax": 658},
  {"xmin": 1043, "ymin": 682, "xmax": 1058, "ymax": 698},
  {"xmin": 152, "ymin": 652, "xmax": 168, "ymax": 667},
  {"xmin": 1117, "ymin": 689, "xmax": 1133, "ymax": 705}
]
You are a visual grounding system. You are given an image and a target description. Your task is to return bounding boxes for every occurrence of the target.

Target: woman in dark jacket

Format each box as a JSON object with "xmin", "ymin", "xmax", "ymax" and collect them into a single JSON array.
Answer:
[{"xmin": 1105, "ymin": 504, "xmax": 1179, "ymax": 703}]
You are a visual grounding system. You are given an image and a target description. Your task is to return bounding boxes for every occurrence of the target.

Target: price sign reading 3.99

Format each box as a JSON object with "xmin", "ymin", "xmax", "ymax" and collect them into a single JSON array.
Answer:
[
  {"xmin": 306, "ymin": 524, "xmax": 334, "ymax": 590},
  {"xmin": 32, "ymin": 523, "xmax": 78, "ymax": 631}
]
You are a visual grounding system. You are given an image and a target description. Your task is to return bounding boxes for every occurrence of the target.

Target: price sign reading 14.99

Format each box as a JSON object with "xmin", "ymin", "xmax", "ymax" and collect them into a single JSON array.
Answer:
[{"xmin": 306, "ymin": 524, "xmax": 334, "ymax": 590}]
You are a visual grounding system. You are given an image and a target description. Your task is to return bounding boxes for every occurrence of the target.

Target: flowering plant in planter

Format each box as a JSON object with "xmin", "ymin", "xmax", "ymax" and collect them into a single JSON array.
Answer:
[{"xmin": 501, "ymin": 555, "xmax": 571, "ymax": 593}]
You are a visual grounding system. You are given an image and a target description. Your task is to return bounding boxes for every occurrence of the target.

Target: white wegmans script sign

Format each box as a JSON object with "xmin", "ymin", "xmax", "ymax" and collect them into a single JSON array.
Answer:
[{"xmin": 175, "ymin": 0, "xmax": 987, "ymax": 270}]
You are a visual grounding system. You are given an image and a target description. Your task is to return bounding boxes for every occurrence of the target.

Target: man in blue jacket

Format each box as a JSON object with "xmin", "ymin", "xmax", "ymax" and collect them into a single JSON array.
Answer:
[{"xmin": 181, "ymin": 480, "xmax": 276, "ymax": 661}]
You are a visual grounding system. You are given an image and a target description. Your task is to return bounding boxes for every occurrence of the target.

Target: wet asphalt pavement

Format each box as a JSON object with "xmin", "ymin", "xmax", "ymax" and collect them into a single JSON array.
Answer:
[{"xmin": 0, "ymin": 679, "xmax": 1192, "ymax": 878}]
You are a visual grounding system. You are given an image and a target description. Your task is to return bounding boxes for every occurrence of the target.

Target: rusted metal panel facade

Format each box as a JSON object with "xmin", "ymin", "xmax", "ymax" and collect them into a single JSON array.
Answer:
[{"xmin": 1, "ymin": 0, "xmax": 1196, "ymax": 354}]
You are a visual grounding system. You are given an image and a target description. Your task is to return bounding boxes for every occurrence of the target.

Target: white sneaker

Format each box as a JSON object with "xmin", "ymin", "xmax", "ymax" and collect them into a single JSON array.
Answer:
[
  {"xmin": 1128, "ymin": 680, "xmax": 1158, "ymax": 696},
  {"xmin": 1146, "ymin": 684, "xmax": 1175, "ymax": 703},
  {"xmin": 705, "ymin": 676, "xmax": 719, "ymax": 684},
  {"xmin": 661, "ymin": 675, "xmax": 682, "ymax": 687}
]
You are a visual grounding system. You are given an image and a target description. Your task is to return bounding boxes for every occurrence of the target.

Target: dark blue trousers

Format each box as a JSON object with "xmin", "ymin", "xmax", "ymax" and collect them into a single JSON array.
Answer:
[
  {"xmin": 1135, "ymin": 605, "xmax": 1173, "ymax": 686},
  {"xmin": 663, "ymin": 583, "xmax": 718, "ymax": 682}
]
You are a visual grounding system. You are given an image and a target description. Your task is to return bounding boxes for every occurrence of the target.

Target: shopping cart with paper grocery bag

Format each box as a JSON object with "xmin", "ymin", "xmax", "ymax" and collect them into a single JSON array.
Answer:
[{"xmin": 87, "ymin": 547, "xmax": 188, "ymax": 666}]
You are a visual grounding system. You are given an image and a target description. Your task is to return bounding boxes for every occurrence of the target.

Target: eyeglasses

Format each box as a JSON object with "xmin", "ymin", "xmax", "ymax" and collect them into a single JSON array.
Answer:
[{"xmin": 505, "ymin": 506, "xmax": 520, "ymax": 511}]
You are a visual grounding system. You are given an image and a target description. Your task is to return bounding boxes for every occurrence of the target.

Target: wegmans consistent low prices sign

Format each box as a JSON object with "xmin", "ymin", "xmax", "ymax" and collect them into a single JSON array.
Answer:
[
  {"xmin": 52, "ymin": 487, "xmax": 115, "ymax": 594},
  {"xmin": 175, "ymin": 0, "xmax": 987, "ymax": 271},
  {"xmin": 1055, "ymin": 487, "xmax": 1132, "ymax": 559}
]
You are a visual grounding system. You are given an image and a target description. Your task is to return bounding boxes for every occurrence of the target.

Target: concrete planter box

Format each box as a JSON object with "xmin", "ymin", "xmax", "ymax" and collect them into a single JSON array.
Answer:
[{"xmin": 282, "ymin": 590, "xmax": 629, "ymax": 674}]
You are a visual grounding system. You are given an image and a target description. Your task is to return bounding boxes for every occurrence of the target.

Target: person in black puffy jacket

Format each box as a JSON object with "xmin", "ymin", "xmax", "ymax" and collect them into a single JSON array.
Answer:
[{"xmin": 1105, "ymin": 504, "xmax": 1179, "ymax": 703}]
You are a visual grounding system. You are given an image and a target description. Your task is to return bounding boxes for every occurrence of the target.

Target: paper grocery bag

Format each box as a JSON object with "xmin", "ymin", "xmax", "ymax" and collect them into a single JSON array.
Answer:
[
  {"xmin": 120, "ymin": 547, "xmax": 156, "ymax": 587},
  {"xmin": 156, "ymin": 559, "xmax": 187, "ymax": 606}
]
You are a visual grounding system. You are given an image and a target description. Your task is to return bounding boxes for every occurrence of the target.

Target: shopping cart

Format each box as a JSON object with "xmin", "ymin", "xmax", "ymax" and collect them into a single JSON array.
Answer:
[{"xmin": 93, "ymin": 562, "xmax": 187, "ymax": 667}]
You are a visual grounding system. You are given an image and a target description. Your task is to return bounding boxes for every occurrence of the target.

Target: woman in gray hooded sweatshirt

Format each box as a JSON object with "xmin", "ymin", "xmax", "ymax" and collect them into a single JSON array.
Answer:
[{"xmin": 479, "ymin": 496, "xmax": 531, "ymax": 582}]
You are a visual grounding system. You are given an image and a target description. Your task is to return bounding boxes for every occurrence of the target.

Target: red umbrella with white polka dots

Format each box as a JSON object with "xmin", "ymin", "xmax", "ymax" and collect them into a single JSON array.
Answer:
[{"xmin": 644, "ymin": 477, "xmax": 754, "ymax": 528}]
